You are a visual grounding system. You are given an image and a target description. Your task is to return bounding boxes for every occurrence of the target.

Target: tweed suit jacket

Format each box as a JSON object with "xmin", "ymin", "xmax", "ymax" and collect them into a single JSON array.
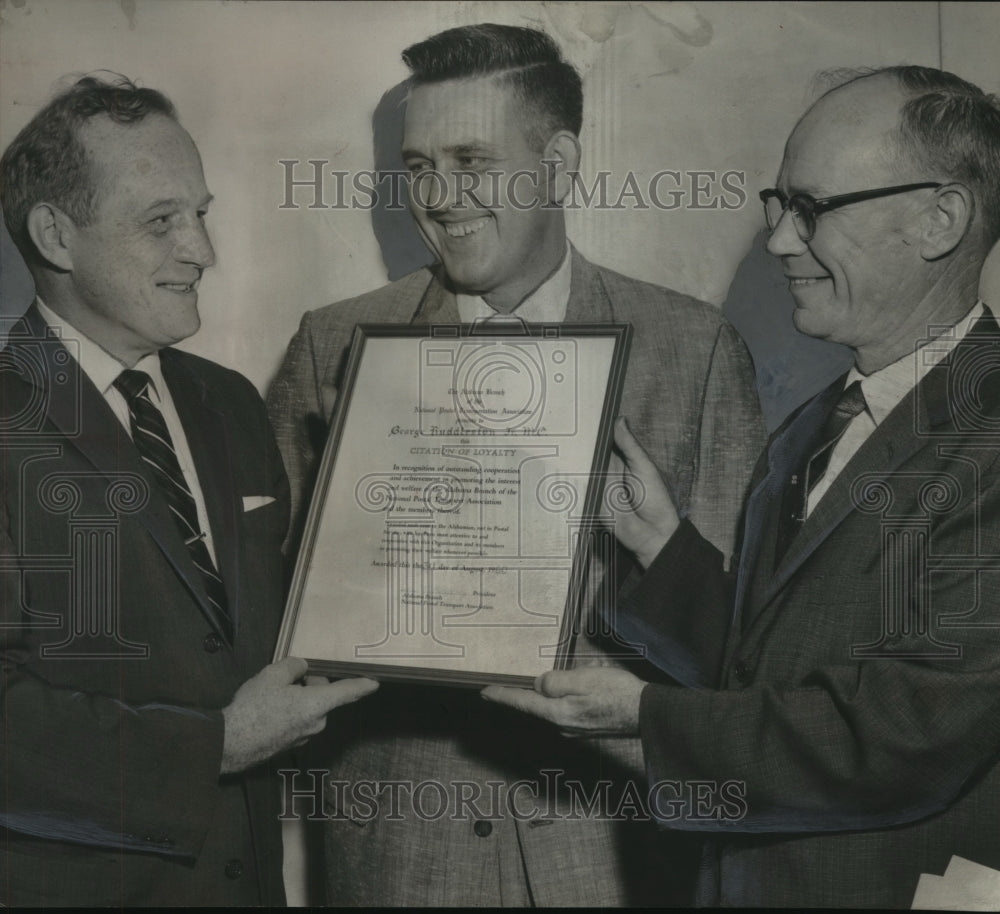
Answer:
[
  {"xmin": 622, "ymin": 308, "xmax": 1000, "ymax": 907},
  {"xmin": 266, "ymin": 247, "xmax": 765, "ymax": 905},
  {"xmin": 0, "ymin": 305, "xmax": 290, "ymax": 906}
]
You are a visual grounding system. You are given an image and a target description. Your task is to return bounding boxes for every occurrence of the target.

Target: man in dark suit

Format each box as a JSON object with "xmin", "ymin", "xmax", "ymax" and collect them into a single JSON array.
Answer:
[
  {"xmin": 0, "ymin": 74, "xmax": 377, "ymax": 906},
  {"xmin": 486, "ymin": 66, "xmax": 1000, "ymax": 907},
  {"xmin": 267, "ymin": 23, "xmax": 763, "ymax": 907}
]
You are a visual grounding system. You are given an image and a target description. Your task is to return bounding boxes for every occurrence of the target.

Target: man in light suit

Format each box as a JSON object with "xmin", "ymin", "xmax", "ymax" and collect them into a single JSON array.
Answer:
[
  {"xmin": 487, "ymin": 66, "xmax": 1000, "ymax": 907},
  {"xmin": 267, "ymin": 24, "xmax": 763, "ymax": 906},
  {"xmin": 0, "ymin": 74, "xmax": 377, "ymax": 906}
]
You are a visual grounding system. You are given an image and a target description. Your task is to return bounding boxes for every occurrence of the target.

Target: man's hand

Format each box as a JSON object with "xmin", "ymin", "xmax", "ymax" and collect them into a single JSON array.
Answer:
[
  {"xmin": 220, "ymin": 657, "xmax": 378, "ymax": 774},
  {"xmin": 609, "ymin": 416, "xmax": 680, "ymax": 569},
  {"xmin": 481, "ymin": 667, "xmax": 646, "ymax": 737}
]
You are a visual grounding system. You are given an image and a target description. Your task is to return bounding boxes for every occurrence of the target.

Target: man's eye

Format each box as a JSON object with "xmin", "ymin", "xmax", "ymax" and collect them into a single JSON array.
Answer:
[
  {"xmin": 148, "ymin": 215, "xmax": 171, "ymax": 233},
  {"xmin": 457, "ymin": 156, "xmax": 488, "ymax": 170},
  {"xmin": 406, "ymin": 161, "xmax": 432, "ymax": 174}
]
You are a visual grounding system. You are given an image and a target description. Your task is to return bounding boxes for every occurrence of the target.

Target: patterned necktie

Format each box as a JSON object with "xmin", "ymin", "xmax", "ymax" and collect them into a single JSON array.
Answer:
[
  {"xmin": 774, "ymin": 379, "xmax": 868, "ymax": 568},
  {"xmin": 114, "ymin": 369, "xmax": 233, "ymax": 643}
]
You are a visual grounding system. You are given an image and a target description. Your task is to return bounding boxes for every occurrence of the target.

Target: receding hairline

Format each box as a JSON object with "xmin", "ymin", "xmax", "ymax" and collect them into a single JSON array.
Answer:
[
  {"xmin": 73, "ymin": 112, "xmax": 205, "ymax": 210},
  {"xmin": 780, "ymin": 73, "xmax": 915, "ymax": 179}
]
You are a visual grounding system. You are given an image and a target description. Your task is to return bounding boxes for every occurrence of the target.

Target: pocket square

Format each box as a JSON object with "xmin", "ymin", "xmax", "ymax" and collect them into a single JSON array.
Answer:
[{"xmin": 242, "ymin": 495, "xmax": 276, "ymax": 512}]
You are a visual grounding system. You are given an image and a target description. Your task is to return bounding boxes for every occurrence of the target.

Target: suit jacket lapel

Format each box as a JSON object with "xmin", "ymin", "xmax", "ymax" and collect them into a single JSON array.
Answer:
[
  {"xmin": 766, "ymin": 390, "xmax": 926, "ymax": 598},
  {"xmin": 14, "ymin": 306, "xmax": 154, "ymax": 490},
  {"xmin": 13, "ymin": 306, "xmax": 127, "ymax": 472},
  {"xmin": 735, "ymin": 381, "xmax": 844, "ymax": 628},
  {"xmin": 161, "ymin": 349, "xmax": 242, "ymax": 636},
  {"xmin": 12, "ymin": 307, "xmax": 237, "ymax": 641},
  {"xmin": 565, "ymin": 246, "xmax": 615, "ymax": 323},
  {"xmin": 745, "ymin": 309, "xmax": 1000, "ymax": 626},
  {"xmin": 411, "ymin": 266, "xmax": 461, "ymax": 323}
]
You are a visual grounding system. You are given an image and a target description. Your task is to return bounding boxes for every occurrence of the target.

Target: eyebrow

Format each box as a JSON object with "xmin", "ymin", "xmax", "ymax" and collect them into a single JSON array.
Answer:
[
  {"xmin": 143, "ymin": 193, "xmax": 215, "ymax": 213},
  {"xmin": 401, "ymin": 143, "xmax": 498, "ymax": 160},
  {"xmin": 780, "ymin": 176, "xmax": 834, "ymax": 198},
  {"xmin": 445, "ymin": 143, "xmax": 496, "ymax": 156}
]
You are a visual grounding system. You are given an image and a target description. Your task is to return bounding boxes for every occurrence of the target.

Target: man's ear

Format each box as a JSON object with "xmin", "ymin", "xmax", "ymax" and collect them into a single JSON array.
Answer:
[
  {"xmin": 541, "ymin": 130, "xmax": 582, "ymax": 206},
  {"xmin": 26, "ymin": 202, "xmax": 76, "ymax": 272},
  {"xmin": 920, "ymin": 183, "xmax": 974, "ymax": 260}
]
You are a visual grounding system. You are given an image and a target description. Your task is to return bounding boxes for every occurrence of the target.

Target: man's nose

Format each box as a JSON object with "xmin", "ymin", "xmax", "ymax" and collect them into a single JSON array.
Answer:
[
  {"xmin": 765, "ymin": 208, "xmax": 809, "ymax": 258},
  {"xmin": 175, "ymin": 218, "xmax": 216, "ymax": 269},
  {"xmin": 410, "ymin": 169, "xmax": 483, "ymax": 213}
]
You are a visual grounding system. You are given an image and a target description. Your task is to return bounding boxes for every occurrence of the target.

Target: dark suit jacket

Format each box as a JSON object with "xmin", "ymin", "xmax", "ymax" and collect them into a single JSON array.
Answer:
[
  {"xmin": 267, "ymin": 248, "xmax": 765, "ymax": 906},
  {"xmin": 624, "ymin": 308, "xmax": 1000, "ymax": 906},
  {"xmin": 0, "ymin": 305, "xmax": 290, "ymax": 906}
]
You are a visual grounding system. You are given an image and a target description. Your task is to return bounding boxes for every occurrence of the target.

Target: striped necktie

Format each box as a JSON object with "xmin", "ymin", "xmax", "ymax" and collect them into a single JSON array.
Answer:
[
  {"xmin": 114, "ymin": 369, "xmax": 233, "ymax": 643},
  {"xmin": 774, "ymin": 379, "xmax": 868, "ymax": 568}
]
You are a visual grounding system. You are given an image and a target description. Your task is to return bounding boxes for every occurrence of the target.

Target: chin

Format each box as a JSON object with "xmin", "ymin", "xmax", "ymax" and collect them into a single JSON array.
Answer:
[
  {"xmin": 172, "ymin": 314, "xmax": 202, "ymax": 344},
  {"xmin": 444, "ymin": 265, "xmax": 494, "ymax": 295},
  {"xmin": 790, "ymin": 308, "xmax": 828, "ymax": 340}
]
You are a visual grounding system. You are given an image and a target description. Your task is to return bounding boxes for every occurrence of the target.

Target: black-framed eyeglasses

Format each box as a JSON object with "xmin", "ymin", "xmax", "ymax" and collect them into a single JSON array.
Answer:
[{"xmin": 759, "ymin": 182, "xmax": 942, "ymax": 242}]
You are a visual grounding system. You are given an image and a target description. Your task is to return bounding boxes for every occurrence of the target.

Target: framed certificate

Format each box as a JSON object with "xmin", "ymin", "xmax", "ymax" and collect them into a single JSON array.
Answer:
[{"xmin": 274, "ymin": 321, "xmax": 631, "ymax": 686}]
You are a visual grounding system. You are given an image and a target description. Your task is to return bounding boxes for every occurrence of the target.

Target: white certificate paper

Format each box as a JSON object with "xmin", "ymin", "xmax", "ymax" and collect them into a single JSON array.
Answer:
[{"xmin": 275, "ymin": 323, "xmax": 630, "ymax": 685}]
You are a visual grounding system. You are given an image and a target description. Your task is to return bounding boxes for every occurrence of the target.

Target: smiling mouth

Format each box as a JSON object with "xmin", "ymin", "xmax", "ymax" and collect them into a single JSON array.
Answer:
[
  {"xmin": 440, "ymin": 216, "xmax": 490, "ymax": 238},
  {"xmin": 158, "ymin": 280, "xmax": 199, "ymax": 293},
  {"xmin": 787, "ymin": 276, "xmax": 830, "ymax": 287}
]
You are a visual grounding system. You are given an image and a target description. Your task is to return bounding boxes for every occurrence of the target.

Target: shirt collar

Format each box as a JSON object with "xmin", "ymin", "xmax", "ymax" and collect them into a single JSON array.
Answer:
[
  {"xmin": 456, "ymin": 242, "xmax": 572, "ymax": 323},
  {"xmin": 846, "ymin": 301, "xmax": 985, "ymax": 426},
  {"xmin": 35, "ymin": 297, "xmax": 166, "ymax": 399}
]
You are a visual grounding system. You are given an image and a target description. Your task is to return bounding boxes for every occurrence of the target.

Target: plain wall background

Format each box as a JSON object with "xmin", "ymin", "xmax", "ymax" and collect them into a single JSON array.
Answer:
[{"xmin": 2, "ymin": 1, "xmax": 999, "ymax": 903}]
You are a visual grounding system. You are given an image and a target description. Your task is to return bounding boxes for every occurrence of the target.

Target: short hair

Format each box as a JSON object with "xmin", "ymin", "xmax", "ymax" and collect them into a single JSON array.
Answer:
[
  {"xmin": 0, "ymin": 73, "xmax": 176, "ymax": 264},
  {"xmin": 819, "ymin": 65, "xmax": 1000, "ymax": 248},
  {"xmin": 402, "ymin": 24, "xmax": 583, "ymax": 149}
]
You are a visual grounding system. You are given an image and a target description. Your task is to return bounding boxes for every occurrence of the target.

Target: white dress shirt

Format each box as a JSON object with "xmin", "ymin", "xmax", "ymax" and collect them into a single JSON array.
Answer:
[
  {"xmin": 806, "ymin": 301, "xmax": 985, "ymax": 516},
  {"xmin": 35, "ymin": 298, "xmax": 218, "ymax": 563},
  {"xmin": 456, "ymin": 242, "xmax": 572, "ymax": 323}
]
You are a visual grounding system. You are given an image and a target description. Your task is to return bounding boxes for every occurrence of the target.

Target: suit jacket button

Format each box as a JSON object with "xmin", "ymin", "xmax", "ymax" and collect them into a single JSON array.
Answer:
[
  {"xmin": 733, "ymin": 660, "xmax": 752, "ymax": 683},
  {"xmin": 473, "ymin": 820, "xmax": 493, "ymax": 838},
  {"xmin": 224, "ymin": 858, "xmax": 244, "ymax": 879},
  {"xmin": 203, "ymin": 632, "xmax": 223, "ymax": 653}
]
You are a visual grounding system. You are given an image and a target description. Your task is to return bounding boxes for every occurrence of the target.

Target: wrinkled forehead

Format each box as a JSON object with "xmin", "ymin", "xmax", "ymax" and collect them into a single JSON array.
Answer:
[{"xmin": 778, "ymin": 78, "xmax": 910, "ymax": 195}]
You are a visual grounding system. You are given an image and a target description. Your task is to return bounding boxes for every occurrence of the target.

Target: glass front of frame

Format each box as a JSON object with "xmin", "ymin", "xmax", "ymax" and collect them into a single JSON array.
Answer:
[{"xmin": 275, "ymin": 322, "xmax": 631, "ymax": 686}]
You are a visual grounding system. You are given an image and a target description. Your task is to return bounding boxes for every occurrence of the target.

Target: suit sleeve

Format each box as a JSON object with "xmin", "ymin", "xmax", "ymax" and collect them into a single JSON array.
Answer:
[
  {"xmin": 684, "ymin": 320, "xmax": 766, "ymax": 559},
  {"xmin": 0, "ymin": 499, "xmax": 226, "ymax": 858},
  {"xmin": 615, "ymin": 519, "xmax": 737, "ymax": 688},
  {"xmin": 637, "ymin": 473, "xmax": 1000, "ymax": 834},
  {"xmin": 611, "ymin": 320, "xmax": 760, "ymax": 687}
]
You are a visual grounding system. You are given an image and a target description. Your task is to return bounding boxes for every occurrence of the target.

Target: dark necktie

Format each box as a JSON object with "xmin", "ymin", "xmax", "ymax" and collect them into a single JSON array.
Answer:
[
  {"xmin": 114, "ymin": 369, "xmax": 233, "ymax": 643},
  {"xmin": 773, "ymin": 380, "xmax": 868, "ymax": 568}
]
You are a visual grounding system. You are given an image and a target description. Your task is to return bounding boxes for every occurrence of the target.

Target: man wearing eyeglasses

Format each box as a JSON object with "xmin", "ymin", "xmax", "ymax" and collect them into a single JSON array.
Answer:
[{"xmin": 486, "ymin": 65, "xmax": 1000, "ymax": 907}]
